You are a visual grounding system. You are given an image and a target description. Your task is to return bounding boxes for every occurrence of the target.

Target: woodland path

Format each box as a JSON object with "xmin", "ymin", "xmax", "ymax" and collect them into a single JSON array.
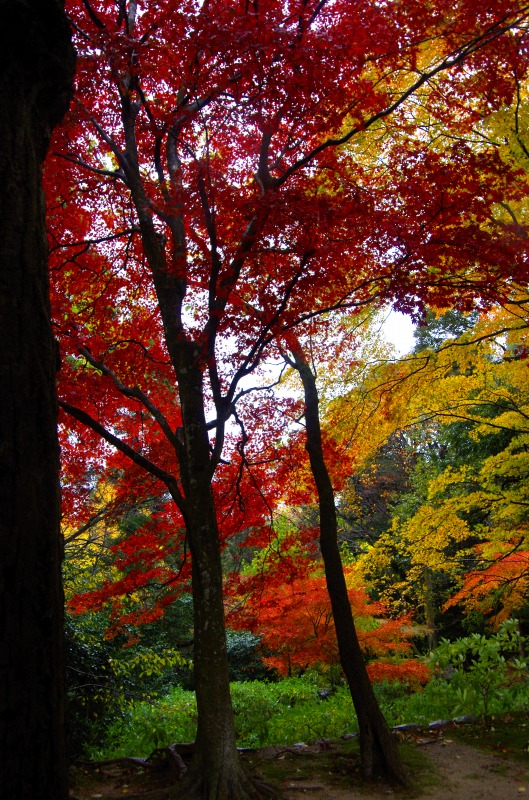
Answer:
[{"xmin": 277, "ymin": 738, "xmax": 529, "ymax": 799}]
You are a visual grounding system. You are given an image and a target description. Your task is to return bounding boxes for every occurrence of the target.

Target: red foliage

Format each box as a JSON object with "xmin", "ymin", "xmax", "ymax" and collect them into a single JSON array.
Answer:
[
  {"xmin": 445, "ymin": 548, "xmax": 529, "ymax": 624},
  {"xmin": 48, "ymin": 1, "xmax": 529, "ymax": 631},
  {"xmin": 226, "ymin": 529, "xmax": 421, "ymax": 681}
]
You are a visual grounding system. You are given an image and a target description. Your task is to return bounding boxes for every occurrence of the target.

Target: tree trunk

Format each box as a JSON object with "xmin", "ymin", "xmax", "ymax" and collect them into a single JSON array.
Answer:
[
  {"xmin": 0, "ymin": 3, "xmax": 74, "ymax": 798},
  {"xmin": 292, "ymin": 350, "xmax": 408, "ymax": 786},
  {"xmin": 424, "ymin": 569, "xmax": 438, "ymax": 650},
  {"xmin": 174, "ymin": 358, "xmax": 260, "ymax": 799}
]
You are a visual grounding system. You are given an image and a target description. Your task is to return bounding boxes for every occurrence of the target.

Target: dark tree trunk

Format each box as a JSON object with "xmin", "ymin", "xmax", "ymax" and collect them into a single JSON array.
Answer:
[
  {"xmin": 424, "ymin": 569, "xmax": 438, "ymax": 650},
  {"xmin": 0, "ymin": 3, "xmax": 74, "ymax": 798},
  {"xmin": 292, "ymin": 350, "xmax": 408, "ymax": 786},
  {"xmin": 173, "ymin": 356, "xmax": 258, "ymax": 800}
]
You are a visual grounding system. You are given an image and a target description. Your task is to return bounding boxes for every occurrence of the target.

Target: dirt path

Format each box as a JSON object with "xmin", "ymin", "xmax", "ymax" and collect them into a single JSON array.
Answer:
[{"xmin": 277, "ymin": 739, "xmax": 529, "ymax": 800}]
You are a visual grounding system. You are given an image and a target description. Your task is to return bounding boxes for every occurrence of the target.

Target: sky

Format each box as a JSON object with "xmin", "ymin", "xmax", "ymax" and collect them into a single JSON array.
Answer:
[{"xmin": 382, "ymin": 309, "xmax": 415, "ymax": 355}]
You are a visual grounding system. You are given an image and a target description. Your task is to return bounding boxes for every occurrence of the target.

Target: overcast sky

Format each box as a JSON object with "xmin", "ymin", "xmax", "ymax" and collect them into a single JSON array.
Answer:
[{"xmin": 383, "ymin": 310, "xmax": 415, "ymax": 355}]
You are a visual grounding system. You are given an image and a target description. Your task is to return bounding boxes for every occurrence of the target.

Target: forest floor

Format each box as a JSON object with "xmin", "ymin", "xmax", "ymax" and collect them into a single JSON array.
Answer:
[{"xmin": 69, "ymin": 715, "xmax": 529, "ymax": 800}]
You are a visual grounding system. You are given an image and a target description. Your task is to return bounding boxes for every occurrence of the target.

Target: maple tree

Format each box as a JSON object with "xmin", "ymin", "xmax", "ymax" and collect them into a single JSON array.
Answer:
[
  {"xmin": 47, "ymin": 1, "xmax": 529, "ymax": 794},
  {"xmin": 226, "ymin": 524, "xmax": 429, "ymax": 686},
  {"xmin": 0, "ymin": 2, "xmax": 75, "ymax": 798}
]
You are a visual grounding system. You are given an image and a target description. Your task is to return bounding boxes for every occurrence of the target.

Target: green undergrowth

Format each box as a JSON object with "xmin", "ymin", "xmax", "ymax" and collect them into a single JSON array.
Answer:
[
  {"xmin": 86, "ymin": 669, "xmax": 529, "ymax": 761},
  {"xmin": 87, "ymin": 673, "xmax": 529, "ymax": 761},
  {"xmin": 373, "ymin": 673, "xmax": 529, "ymax": 729},
  {"xmin": 87, "ymin": 677, "xmax": 358, "ymax": 759},
  {"xmin": 85, "ymin": 623, "xmax": 529, "ymax": 762},
  {"xmin": 376, "ymin": 621, "xmax": 529, "ymax": 728}
]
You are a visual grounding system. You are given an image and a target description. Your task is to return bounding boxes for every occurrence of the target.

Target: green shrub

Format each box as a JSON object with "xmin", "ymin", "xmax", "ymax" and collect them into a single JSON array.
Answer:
[
  {"xmin": 374, "ymin": 620, "xmax": 529, "ymax": 726},
  {"xmin": 226, "ymin": 630, "xmax": 273, "ymax": 682},
  {"xmin": 428, "ymin": 619, "xmax": 529, "ymax": 719},
  {"xmin": 89, "ymin": 676, "xmax": 358, "ymax": 758},
  {"xmin": 66, "ymin": 611, "xmax": 191, "ymax": 756}
]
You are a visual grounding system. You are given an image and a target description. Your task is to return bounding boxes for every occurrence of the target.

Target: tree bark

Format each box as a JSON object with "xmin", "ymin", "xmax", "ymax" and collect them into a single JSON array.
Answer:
[
  {"xmin": 424, "ymin": 569, "xmax": 438, "ymax": 650},
  {"xmin": 0, "ymin": 2, "xmax": 74, "ymax": 798},
  {"xmin": 291, "ymin": 349, "xmax": 408, "ymax": 786},
  {"xmin": 171, "ymin": 352, "xmax": 265, "ymax": 799}
]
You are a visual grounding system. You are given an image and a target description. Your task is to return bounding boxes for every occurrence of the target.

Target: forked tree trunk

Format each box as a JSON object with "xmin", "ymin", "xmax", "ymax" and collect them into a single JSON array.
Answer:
[
  {"xmin": 114, "ymin": 80, "xmax": 271, "ymax": 800},
  {"xmin": 292, "ymin": 350, "xmax": 408, "ymax": 786},
  {"xmin": 0, "ymin": 2, "xmax": 74, "ymax": 798}
]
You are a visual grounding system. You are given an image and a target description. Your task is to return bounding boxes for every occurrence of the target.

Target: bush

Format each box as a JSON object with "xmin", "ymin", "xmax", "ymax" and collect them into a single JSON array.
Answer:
[
  {"xmin": 66, "ymin": 612, "xmax": 125, "ymax": 756},
  {"xmin": 66, "ymin": 611, "xmax": 190, "ymax": 756},
  {"xmin": 88, "ymin": 676, "xmax": 358, "ymax": 758},
  {"xmin": 427, "ymin": 619, "xmax": 529, "ymax": 719},
  {"xmin": 226, "ymin": 630, "xmax": 273, "ymax": 682},
  {"xmin": 374, "ymin": 620, "xmax": 529, "ymax": 726}
]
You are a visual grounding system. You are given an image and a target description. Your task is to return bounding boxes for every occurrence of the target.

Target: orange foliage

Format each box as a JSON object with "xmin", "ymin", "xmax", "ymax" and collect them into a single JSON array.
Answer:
[
  {"xmin": 366, "ymin": 659, "xmax": 430, "ymax": 688},
  {"xmin": 445, "ymin": 548, "xmax": 529, "ymax": 625},
  {"xmin": 227, "ymin": 545, "xmax": 421, "ymax": 682}
]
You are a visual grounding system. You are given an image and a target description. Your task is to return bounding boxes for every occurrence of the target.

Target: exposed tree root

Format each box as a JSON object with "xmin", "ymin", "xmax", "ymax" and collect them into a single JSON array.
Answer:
[
  {"xmin": 80, "ymin": 743, "xmax": 189, "ymax": 778},
  {"xmin": 173, "ymin": 767, "xmax": 278, "ymax": 800},
  {"xmin": 79, "ymin": 742, "xmax": 278, "ymax": 800}
]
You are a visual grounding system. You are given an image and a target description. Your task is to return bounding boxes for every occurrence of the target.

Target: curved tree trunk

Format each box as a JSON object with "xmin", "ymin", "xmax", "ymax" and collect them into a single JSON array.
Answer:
[
  {"xmin": 0, "ymin": 2, "xmax": 74, "ymax": 798},
  {"xmin": 291, "ymin": 349, "xmax": 408, "ymax": 786}
]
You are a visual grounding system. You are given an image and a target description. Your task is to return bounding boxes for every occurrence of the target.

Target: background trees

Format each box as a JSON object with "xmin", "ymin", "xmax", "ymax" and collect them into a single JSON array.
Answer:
[
  {"xmin": 0, "ymin": 2, "xmax": 74, "ymax": 797},
  {"xmin": 328, "ymin": 301, "xmax": 529, "ymax": 641}
]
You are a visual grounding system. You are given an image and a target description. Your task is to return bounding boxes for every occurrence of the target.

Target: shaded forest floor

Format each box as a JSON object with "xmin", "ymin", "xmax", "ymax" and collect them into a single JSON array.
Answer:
[{"xmin": 69, "ymin": 715, "xmax": 529, "ymax": 799}]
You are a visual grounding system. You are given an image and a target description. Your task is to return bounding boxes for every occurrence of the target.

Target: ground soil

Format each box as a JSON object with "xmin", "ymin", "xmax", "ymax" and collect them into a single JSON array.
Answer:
[
  {"xmin": 275, "ymin": 738, "xmax": 529, "ymax": 800},
  {"xmin": 69, "ymin": 726, "xmax": 529, "ymax": 799}
]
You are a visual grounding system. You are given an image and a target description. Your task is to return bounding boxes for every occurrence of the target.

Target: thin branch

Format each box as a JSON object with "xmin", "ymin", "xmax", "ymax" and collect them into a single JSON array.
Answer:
[
  {"xmin": 49, "ymin": 227, "xmax": 139, "ymax": 254},
  {"xmin": 53, "ymin": 150, "xmax": 126, "ymax": 182},
  {"xmin": 80, "ymin": 0, "xmax": 106, "ymax": 30},
  {"xmin": 78, "ymin": 347, "xmax": 180, "ymax": 450},
  {"xmin": 275, "ymin": 10, "xmax": 529, "ymax": 187}
]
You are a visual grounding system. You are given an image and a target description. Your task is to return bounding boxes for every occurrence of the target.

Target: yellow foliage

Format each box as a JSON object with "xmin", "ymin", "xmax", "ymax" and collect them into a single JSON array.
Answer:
[{"xmin": 328, "ymin": 296, "xmax": 529, "ymax": 621}]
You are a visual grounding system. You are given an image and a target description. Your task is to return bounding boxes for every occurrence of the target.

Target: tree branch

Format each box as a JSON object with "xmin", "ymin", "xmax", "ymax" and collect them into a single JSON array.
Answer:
[{"xmin": 59, "ymin": 400, "xmax": 185, "ymax": 509}]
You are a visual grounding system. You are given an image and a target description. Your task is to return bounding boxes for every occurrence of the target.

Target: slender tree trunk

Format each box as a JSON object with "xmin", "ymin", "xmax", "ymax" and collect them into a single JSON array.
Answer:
[
  {"xmin": 0, "ymin": 3, "xmax": 74, "ymax": 798},
  {"xmin": 175, "ymin": 359, "xmax": 259, "ymax": 800},
  {"xmin": 424, "ymin": 569, "xmax": 437, "ymax": 650},
  {"xmin": 292, "ymin": 350, "xmax": 408, "ymax": 786}
]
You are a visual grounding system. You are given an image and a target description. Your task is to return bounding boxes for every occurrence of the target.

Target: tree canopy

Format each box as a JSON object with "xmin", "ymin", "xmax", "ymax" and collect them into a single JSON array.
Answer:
[{"xmin": 48, "ymin": 1, "xmax": 529, "ymax": 795}]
